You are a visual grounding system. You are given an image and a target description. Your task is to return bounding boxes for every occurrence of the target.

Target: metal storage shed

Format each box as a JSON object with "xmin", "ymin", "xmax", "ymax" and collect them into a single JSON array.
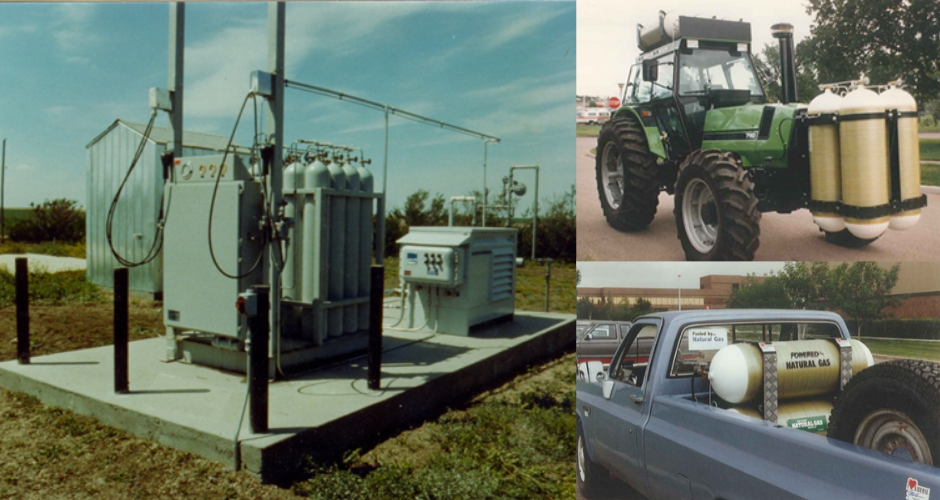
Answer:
[{"xmin": 85, "ymin": 119, "xmax": 246, "ymax": 299}]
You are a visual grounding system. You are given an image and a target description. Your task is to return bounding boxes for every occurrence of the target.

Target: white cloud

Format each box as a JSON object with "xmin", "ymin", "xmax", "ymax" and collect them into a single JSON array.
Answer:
[
  {"xmin": 479, "ymin": 7, "xmax": 567, "ymax": 52},
  {"xmin": 15, "ymin": 164, "xmax": 34, "ymax": 171},
  {"xmin": 52, "ymin": 4, "xmax": 101, "ymax": 52}
]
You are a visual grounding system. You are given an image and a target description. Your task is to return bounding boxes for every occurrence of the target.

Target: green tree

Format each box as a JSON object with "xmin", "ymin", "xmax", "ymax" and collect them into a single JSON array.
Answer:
[
  {"xmin": 9, "ymin": 198, "xmax": 85, "ymax": 243},
  {"xmin": 828, "ymin": 262, "xmax": 901, "ymax": 338},
  {"xmin": 804, "ymin": 0, "xmax": 940, "ymax": 103},
  {"xmin": 576, "ymin": 268, "xmax": 581, "ymax": 286},
  {"xmin": 777, "ymin": 262, "xmax": 831, "ymax": 310},
  {"xmin": 726, "ymin": 274, "xmax": 790, "ymax": 309},
  {"xmin": 754, "ymin": 41, "xmax": 820, "ymax": 103},
  {"xmin": 630, "ymin": 298, "xmax": 653, "ymax": 319}
]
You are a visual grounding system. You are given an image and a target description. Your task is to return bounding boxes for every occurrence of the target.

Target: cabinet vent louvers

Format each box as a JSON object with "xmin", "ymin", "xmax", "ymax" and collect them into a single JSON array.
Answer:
[{"xmin": 490, "ymin": 248, "xmax": 515, "ymax": 301}]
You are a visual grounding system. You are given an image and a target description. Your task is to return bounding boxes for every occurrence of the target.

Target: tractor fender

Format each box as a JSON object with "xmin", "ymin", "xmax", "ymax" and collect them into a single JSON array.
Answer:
[{"xmin": 612, "ymin": 106, "xmax": 666, "ymax": 159}]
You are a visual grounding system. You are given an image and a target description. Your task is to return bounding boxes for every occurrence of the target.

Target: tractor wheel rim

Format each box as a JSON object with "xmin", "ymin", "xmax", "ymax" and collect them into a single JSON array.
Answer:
[
  {"xmin": 854, "ymin": 409, "xmax": 933, "ymax": 466},
  {"xmin": 601, "ymin": 142, "xmax": 624, "ymax": 210},
  {"xmin": 577, "ymin": 434, "xmax": 586, "ymax": 482},
  {"xmin": 682, "ymin": 178, "xmax": 719, "ymax": 253}
]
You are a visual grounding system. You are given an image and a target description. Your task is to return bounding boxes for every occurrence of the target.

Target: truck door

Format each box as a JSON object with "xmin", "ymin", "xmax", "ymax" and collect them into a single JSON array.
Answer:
[{"xmin": 592, "ymin": 321, "xmax": 660, "ymax": 496}]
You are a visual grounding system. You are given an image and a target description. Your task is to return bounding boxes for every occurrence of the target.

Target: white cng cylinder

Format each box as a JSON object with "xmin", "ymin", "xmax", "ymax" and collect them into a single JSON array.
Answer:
[
  {"xmin": 807, "ymin": 89, "xmax": 845, "ymax": 233},
  {"xmin": 357, "ymin": 165, "xmax": 374, "ymax": 330},
  {"xmin": 302, "ymin": 157, "xmax": 330, "ymax": 299},
  {"xmin": 727, "ymin": 398, "xmax": 834, "ymax": 435},
  {"xmin": 880, "ymin": 86, "xmax": 921, "ymax": 230},
  {"xmin": 839, "ymin": 86, "xmax": 890, "ymax": 239},
  {"xmin": 342, "ymin": 162, "xmax": 361, "ymax": 334},
  {"xmin": 708, "ymin": 339, "xmax": 873, "ymax": 404},
  {"xmin": 327, "ymin": 159, "xmax": 347, "ymax": 338},
  {"xmin": 282, "ymin": 159, "xmax": 303, "ymax": 301}
]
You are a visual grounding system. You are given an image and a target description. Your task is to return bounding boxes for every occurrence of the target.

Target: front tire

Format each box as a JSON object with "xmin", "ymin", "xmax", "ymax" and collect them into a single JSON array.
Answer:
[
  {"xmin": 577, "ymin": 423, "xmax": 608, "ymax": 498},
  {"xmin": 824, "ymin": 228, "xmax": 879, "ymax": 248},
  {"xmin": 674, "ymin": 149, "xmax": 761, "ymax": 261},
  {"xmin": 828, "ymin": 359, "xmax": 940, "ymax": 466},
  {"xmin": 595, "ymin": 115, "xmax": 660, "ymax": 231}
]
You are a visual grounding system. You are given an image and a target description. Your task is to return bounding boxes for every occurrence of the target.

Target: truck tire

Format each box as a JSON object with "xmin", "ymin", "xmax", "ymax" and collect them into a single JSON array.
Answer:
[
  {"xmin": 674, "ymin": 149, "xmax": 761, "ymax": 261},
  {"xmin": 824, "ymin": 228, "xmax": 879, "ymax": 248},
  {"xmin": 828, "ymin": 359, "xmax": 940, "ymax": 466},
  {"xmin": 595, "ymin": 115, "xmax": 660, "ymax": 231},
  {"xmin": 577, "ymin": 422, "xmax": 608, "ymax": 497}
]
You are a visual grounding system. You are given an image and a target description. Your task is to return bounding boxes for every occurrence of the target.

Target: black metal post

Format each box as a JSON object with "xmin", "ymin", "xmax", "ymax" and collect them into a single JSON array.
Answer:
[
  {"xmin": 114, "ymin": 267, "xmax": 129, "ymax": 393},
  {"xmin": 536, "ymin": 258, "xmax": 554, "ymax": 312},
  {"xmin": 248, "ymin": 285, "xmax": 270, "ymax": 434},
  {"xmin": 15, "ymin": 257, "xmax": 29, "ymax": 364},
  {"xmin": 368, "ymin": 265, "xmax": 384, "ymax": 390}
]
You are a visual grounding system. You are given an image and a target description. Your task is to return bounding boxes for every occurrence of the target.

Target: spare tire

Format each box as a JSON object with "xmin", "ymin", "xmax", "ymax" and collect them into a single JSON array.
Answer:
[{"xmin": 828, "ymin": 359, "xmax": 940, "ymax": 466}]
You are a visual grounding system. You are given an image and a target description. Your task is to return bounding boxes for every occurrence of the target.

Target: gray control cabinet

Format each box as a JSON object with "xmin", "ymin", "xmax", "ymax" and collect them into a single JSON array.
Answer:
[
  {"xmin": 164, "ymin": 154, "xmax": 264, "ymax": 342},
  {"xmin": 397, "ymin": 227, "xmax": 517, "ymax": 335}
]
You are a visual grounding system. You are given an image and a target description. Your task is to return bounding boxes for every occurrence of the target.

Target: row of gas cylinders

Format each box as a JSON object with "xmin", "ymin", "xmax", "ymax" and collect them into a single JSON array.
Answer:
[
  {"xmin": 808, "ymin": 85, "xmax": 921, "ymax": 239},
  {"xmin": 282, "ymin": 154, "xmax": 374, "ymax": 342},
  {"xmin": 708, "ymin": 339, "xmax": 874, "ymax": 435}
]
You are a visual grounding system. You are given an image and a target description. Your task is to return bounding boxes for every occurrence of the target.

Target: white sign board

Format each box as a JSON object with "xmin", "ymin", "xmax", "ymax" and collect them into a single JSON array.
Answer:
[{"xmin": 688, "ymin": 326, "xmax": 729, "ymax": 350}]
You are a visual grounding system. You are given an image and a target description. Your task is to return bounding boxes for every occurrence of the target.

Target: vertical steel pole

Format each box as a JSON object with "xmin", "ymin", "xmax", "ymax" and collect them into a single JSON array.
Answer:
[
  {"xmin": 168, "ymin": 3, "xmax": 184, "ymax": 162},
  {"xmin": 678, "ymin": 274, "xmax": 682, "ymax": 311},
  {"xmin": 482, "ymin": 141, "xmax": 489, "ymax": 227},
  {"xmin": 248, "ymin": 286, "xmax": 270, "ymax": 433},
  {"xmin": 15, "ymin": 257, "xmax": 28, "ymax": 365},
  {"xmin": 368, "ymin": 265, "xmax": 384, "ymax": 390},
  {"xmin": 532, "ymin": 167, "xmax": 538, "ymax": 261},
  {"xmin": 1, "ymin": 138, "xmax": 5, "ymax": 244},
  {"xmin": 114, "ymin": 267, "xmax": 129, "ymax": 393},
  {"xmin": 266, "ymin": 2, "xmax": 285, "ymax": 364},
  {"xmin": 377, "ymin": 106, "xmax": 388, "ymax": 264},
  {"xmin": 544, "ymin": 260, "xmax": 551, "ymax": 312}
]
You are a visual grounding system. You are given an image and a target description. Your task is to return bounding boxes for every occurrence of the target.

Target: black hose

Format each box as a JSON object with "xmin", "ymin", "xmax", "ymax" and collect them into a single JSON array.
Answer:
[
  {"xmin": 207, "ymin": 93, "xmax": 266, "ymax": 280},
  {"xmin": 106, "ymin": 109, "xmax": 165, "ymax": 268}
]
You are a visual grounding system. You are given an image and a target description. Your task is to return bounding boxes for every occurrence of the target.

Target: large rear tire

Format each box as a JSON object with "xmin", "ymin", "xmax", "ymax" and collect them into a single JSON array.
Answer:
[
  {"xmin": 674, "ymin": 149, "xmax": 761, "ymax": 261},
  {"xmin": 828, "ymin": 359, "xmax": 940, "ymax": 466},
  {"xmin": 595, "ymin": 115, "xmax": 660, "ymax": 231},
  {"xmin": 577, "ymin": 423, "xmax": 608, "ymax": 498},
  {"xmin": 824, "ymin": 228, "xmax": 879, "ymax": 248}
]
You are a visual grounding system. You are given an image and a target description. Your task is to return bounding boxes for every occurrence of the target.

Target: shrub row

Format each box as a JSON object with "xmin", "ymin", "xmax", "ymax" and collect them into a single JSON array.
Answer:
[{"xmin": 845, "ymin": 319, "xmax": 940, "ymax": 340}]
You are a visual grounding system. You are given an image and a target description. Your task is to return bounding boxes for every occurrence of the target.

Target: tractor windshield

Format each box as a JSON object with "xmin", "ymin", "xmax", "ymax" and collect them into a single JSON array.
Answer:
[{"xmin": 678, "ymin": 48, "xmax": 763, "ymax": 98}]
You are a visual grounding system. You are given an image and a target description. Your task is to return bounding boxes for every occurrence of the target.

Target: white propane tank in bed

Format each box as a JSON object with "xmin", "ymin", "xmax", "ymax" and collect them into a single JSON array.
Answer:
[{"xmin": 708, "ymin": 339, "xmax": 873, "ymax": 404}]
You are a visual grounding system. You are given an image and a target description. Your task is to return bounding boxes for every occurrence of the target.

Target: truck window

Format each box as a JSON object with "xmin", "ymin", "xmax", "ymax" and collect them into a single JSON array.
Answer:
[
  {"xmin": 588, "ymin": 325, "xmax": 614, "ymax": 339},
  {"xmin": 610, "ymin": 324, "xmax": 658, "ymax": 387},
  {"xmin": 670, "ymin": 322, "xmax": 844, "ymax": 377}
]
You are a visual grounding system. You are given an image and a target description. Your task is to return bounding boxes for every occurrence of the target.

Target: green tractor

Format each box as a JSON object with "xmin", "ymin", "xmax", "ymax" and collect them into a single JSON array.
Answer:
[{"xmin": 596, "ymin": 13, "xmax": 926, "ymax": 260}]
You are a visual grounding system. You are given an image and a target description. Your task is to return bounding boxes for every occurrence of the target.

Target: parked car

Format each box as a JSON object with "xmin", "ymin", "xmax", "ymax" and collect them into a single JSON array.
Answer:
[
  {"xmin": 577, "ymin": 321, "xmax": 653, "ymax": 367},
  {"xmin": 577, "ymin": 309, "xmax": 940, "ymax": 500}
]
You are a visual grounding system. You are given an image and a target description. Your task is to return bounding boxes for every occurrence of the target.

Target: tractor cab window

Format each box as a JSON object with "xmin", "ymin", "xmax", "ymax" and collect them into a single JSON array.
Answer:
[
  {"xmin": 625, "ymin": 54, "xmax": 675, "ymax": 104},
  {"xmin": 678, "ymin": 49, "xmax": 763, "ymax": 97}
]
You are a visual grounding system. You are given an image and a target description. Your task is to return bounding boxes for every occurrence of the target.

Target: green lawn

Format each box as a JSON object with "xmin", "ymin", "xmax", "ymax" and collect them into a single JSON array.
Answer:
[
  {"xmin": 921, "ymin": 138, "xmax": 940, "ymax": 161},
  {"xmin": 920, "ymin": 118, "xmax": 940, "ymax": 132},
  {"xmin": 859, "ymin": 338, "xmax": 940, "ymax": 362},
  {"xmin": 922, "ymin": 163, "xmax": 940, "ymax": 187},
  {"xmin": 576, "ymin": 124, "xmax": 601, "ymax": 137}
]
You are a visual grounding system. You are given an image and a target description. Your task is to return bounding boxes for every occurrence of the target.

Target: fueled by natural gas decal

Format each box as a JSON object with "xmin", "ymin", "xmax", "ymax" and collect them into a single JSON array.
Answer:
[
  {"xmin": 688, "ymin": 326, "xmax": 729, "ymax": 350},
  {"xmin": 907, "ymin": 477, "xmax": 931, "ymax": 500},
  {"xmin": 786, "ymin": 416, "xmax": 827, "ymax": 433},
  {"xmin": 784, "ymin": 350, "xmax": 833, "ymax": 370}
]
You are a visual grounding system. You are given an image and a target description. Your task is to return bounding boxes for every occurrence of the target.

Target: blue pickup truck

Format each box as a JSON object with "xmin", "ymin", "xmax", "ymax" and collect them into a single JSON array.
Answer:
[{"xmin": 577, "ymin": 310, "xmax": 940, "ymax": 500}]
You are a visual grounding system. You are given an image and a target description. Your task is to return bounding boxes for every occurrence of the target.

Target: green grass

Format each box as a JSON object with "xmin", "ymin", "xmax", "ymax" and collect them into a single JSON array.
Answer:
[
  {"xmin": 922, "ymin": 163, "xmax": 940, "ymax": 187},
  {"xmin": 859, "ymin": 338, "xmax": 940, "ymax": 362},
  {"xmin": 921, "ymin": 138, "xmax": 940, "ymax": 161},
  {"xmin": 576, "ymin": 124, "xmax": 601, "ymax": 137},
  {"xmin": 0, "ymin": 269, "xmax": 101, "ymax": 308},
  {"xmin": 920, "ymin": 118, "xmax": 940, "ymax": 132}
]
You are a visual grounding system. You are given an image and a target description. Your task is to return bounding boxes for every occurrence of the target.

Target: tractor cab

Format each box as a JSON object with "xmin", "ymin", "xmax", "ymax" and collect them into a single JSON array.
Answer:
[{"xmin": 622, "ymin": 14, "xmax": 767, "ymax": 159}]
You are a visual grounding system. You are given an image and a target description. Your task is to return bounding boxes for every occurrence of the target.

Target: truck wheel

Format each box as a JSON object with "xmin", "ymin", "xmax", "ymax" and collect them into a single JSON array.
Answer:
[
  {"xmin": 824, "ymin": 228, "xmax": 879, "ymax": 248},
  {"xmin": 595, "ymin": 115, "xmax": 660, "ymax": 231},
  {"xmin": 577, "ymin": 423, "xmax": 608, "ymax": 497},
  {"xmin": 674, "ymin": 149, "xmax": 761, "ymax": 261},
  {"xmin": 828, "ymin": 359, "xmax": 940, "ymax": 466}
]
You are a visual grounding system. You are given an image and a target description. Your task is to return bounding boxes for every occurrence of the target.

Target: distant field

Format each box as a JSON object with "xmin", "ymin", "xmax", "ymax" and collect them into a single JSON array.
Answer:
[
  {"xmin": 576, "ymin": 124, "xmax": 602, "ymax": 137},
  {"xmin": 861, "ymin": 338, "xmax": 940, "ymax": 362},
  {"xmin": 921, "ymin": 138, "xmax": 940, "ymax": 161}
]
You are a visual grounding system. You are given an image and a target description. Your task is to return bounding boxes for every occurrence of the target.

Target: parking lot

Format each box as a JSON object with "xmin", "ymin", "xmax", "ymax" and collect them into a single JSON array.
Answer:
[{"xmin": 576, "ymin": 137, "xmax": 940, "ymax": 262}]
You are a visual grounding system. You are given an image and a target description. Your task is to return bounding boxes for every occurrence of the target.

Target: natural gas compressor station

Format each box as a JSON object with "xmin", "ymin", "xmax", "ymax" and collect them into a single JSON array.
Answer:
[{"xmin": 0, "ymin": 3, "xmax": 573, "ymax": 482}]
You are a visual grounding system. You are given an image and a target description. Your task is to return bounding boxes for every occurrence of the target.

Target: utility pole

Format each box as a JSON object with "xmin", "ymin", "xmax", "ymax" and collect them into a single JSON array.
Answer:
[
  {"xmin": 678, "ymin": 274, "xmax": 682, "ymax": 311},
  {"xmin": 1, "ymin": 138, "xmax": 5, "ymax": 244}
]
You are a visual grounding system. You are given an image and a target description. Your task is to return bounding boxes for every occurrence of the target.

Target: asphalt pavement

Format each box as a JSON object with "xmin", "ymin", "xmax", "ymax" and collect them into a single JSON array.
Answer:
[{"xmin": 577, "ymin": 136, "xmax": 940, "ymax": 262}]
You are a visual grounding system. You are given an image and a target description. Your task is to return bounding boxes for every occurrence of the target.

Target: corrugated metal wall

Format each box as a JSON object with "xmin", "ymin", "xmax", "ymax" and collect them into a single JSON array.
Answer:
[{"xmin": 86, "ymin": 122, "xmax": 224, "ymax": 297}]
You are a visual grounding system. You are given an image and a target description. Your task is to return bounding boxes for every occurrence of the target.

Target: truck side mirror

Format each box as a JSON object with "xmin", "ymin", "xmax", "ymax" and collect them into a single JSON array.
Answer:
[{"xmin": 642, "ymin": 59, "xmax": 659, "ymax": 82}]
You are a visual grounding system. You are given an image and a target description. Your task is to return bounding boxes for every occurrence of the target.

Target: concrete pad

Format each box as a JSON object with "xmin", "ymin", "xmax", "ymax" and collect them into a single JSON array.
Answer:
[
  {"xmin": 0, "ymin": 310, "xmax": 574, "ymax": 483},
  {"xmin": 0, "ymin": 253, "xmax": 86, "ymax": 273}
]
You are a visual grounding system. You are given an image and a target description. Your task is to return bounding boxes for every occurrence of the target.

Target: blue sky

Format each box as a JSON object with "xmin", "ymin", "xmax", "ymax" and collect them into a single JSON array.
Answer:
[{"xmin": 0, "ymin": 2, "xmax": 574, "ymax": 211}]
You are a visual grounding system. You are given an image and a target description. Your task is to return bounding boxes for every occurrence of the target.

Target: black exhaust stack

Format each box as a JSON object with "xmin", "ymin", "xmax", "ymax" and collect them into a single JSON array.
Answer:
[{"xmin": 772, "ymin": 23, "xmax": 798, "ymax": 104}]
